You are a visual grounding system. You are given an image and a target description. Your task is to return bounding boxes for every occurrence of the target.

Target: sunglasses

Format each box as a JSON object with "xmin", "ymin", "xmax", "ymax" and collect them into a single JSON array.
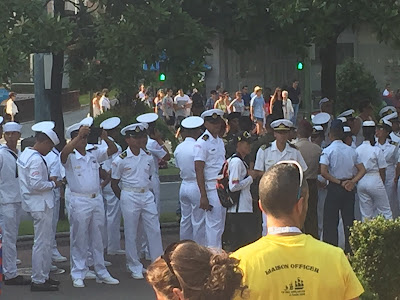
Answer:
[{"xmin": 275, "ymin": 160, "xmax": 304, "ymax": 199}]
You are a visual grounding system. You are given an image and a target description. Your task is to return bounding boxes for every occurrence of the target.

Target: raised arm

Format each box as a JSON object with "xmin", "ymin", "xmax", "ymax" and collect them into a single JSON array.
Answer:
[{"xmin": 61, "ymin": 126, "xmax": 89, "ymax": 164}]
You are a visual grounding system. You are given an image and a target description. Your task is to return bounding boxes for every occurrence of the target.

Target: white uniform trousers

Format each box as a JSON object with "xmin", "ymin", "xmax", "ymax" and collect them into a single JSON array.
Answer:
[
  {"xmin": 30, "ymin": 205, "xmax": 54, "ymax": 284},
  {"xmin": 386, "ymin": 165, "xmax": 399, "ymax": 218},
  {"xmin": 0, "ymin": 203, "xmax": 22, "ymax": 280},
  {"xmin": 205, "ymin": 181, "xmax": 226, "ymax": 250},
  {"xmin": 357, "ymin": 173, "xmax": 392, "ymax": 221},
  {"xmin": 151, "ymin": 174, "xmax": 161, "ymax": 215},
  {"xmin": 121, "ymin": 190, "xmax": 163, "ymax": 274},
  {"xmin": 69, "ymin": 194, "xmax": 110, "ymax": 280},
  {"xmin": 103, "ymin": 184, "xmax": 122, "ymax": 252},
  {"xmin": 179, "ymin": 181, "xmax": 204, "ymax": 243},
  {"xmin": 317, "ymin": 187, "xmax": 327, "ymax": 239},
  {"xmin": 51, "ymin": 188, "xmax": 63, "ymax": 259}
]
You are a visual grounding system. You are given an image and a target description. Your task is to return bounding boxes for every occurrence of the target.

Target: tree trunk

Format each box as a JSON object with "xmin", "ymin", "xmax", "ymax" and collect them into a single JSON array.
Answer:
[{"xmin": 319, "ymin": 38, "xmax": 338, "ymax": 103}]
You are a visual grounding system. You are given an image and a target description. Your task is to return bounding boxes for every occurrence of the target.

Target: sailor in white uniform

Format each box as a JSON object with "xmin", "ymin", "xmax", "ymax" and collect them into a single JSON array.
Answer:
[
  {"xmin": 356, "ymin": 121, "xmax": 392, "ymax": 220},
  {"xmin": 312, "ymin": 112, "xmax": 331, "ymax": 148},
  {"xmin": 61, "ymin": 117, "xmax": 119, "ymax": 288},
  {"xmin": 174, "ymin": 116, "xmax": 205, "ymax": 243},
  {"xmin": 99, "ymin": 117, "xmax": 124, "ymax": 255},
  {"xmin": 17, "ymin": 124, "xmax": 62, "ymax": 291},
  {"xmin": 0, "ymin": 122, "xmax": 31, "ymax": 285},
  {"xmin": 111, "ymin": 123, "xmax": 163, "ymax": 279},
  {"xmin": 383, "ymin": 112, "xmax": 400, "ymax": 144},
  {"xmin": 194, "ymin": 109, "xmax": 226, "ymax": 249}
]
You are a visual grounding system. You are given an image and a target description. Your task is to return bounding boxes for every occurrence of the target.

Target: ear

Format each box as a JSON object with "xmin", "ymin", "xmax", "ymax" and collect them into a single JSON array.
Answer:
[
  {"xmin": 258, "ymin": 200, "xmax": 266, "ymax": 215},
  {"xmin": 296, "ymin": 195, "xmax": 308, "ymax": 215},
  {"xmin": 172, "ymin": 288, "xmax": 185, "ymax": 300}
]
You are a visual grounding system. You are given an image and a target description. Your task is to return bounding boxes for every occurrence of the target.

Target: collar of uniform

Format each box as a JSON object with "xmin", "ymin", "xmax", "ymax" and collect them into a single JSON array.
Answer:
[
  {"xmin": 126, "ymin": 147, "xmax": 145, "ymax": 157},
  {"xmin": 331, "ymin": 140, "xmax": 344, "ymax": 145},
  {"xmin": 270, "ymin": 140, "xmax": 289, "ymax": 153},
  {"xmin": 362, "ymin": 140, "xmax": 370, "ymax": 145},
  {"xmin": 185, "ymin": 137, "xmax": 196, "ymax": 142},
  {"xmin": 74, "ymin": 149, "xmax": 91, "ymax": 160},
  {"xmin": 204, "ymin": 129, "xmax": 217, "ymax": 142}
]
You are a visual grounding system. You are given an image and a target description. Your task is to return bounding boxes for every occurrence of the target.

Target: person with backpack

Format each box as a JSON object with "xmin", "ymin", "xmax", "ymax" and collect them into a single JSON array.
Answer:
[{"xmin": 225, "ymin": 131, "xmax": 258, "ymax": 251}]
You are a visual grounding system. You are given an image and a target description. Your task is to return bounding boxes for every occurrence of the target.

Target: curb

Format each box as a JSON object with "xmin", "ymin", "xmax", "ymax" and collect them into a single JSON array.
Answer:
[{"xmin": 17, "ymin": 222, "xmax": 179, "ymax": 243}]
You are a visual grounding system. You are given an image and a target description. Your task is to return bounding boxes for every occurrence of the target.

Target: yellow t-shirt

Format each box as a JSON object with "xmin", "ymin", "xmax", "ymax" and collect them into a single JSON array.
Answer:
[{"xmin": 231, "ymin": 234, "xmax": 364, "ymax": 300}]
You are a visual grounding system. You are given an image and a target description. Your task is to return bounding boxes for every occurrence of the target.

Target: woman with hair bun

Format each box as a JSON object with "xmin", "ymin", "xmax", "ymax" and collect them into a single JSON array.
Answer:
[{"xmin": 146, "ymin": 240, "xmax": 246, "ymax": 300}]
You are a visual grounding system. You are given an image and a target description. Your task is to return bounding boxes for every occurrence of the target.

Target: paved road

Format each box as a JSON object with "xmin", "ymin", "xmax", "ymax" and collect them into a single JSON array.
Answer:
[{"xmin": 5, "ymin": 230, "xmax": 179, "ymax": 299}]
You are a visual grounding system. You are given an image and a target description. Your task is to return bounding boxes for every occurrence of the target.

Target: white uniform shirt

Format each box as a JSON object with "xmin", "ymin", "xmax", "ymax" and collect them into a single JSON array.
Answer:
[
  {"xmin": 147, "ymin": 137, "xmax": 167, "ymax": 176},
  {"xmin": 390, "ymin": 132, "xmax": 400, "ymax": 144},
  {"xmin": 254, "ymin": 141, "xmax": 308, "ymax": 173},
  {"xmin": 376, "ymin": 140, "xmax": 398, "ymax": 170},
  {"xmin": 174, "ymin": 137, "xmax": 197, "ymax": 181},
  {"xmin": 356, "ymin": 141, "xmax": 387, "ymax": 172},
  {"xmin": 228, "ymin": 156, "xmax": 253, "ymax": 213},
  {"xmin": 0, "ymin": 146, "xmax": 21, "ymax": 204},
  {"xmin": 63, "ymin": 147, "xmax": 108, "ymax": 194},
  {"xmin": 44, "ymin": 148, "xmax": 62, "ymax": 180},
  {"xmin": 99, "ymin": 138, "xmax": 122, "ymax": 173},
  {"xmin": 320, "ymin": 140, "xmax": 358, "ymax": 179},
  {"xmin": 111, "ymin": 147, "xmax": 154, "ymax": 188},
  {"xmin": 17, "ymin": 148, "xmax": 55, "ymax": 212},
  {"xmin": 193, "ymin": 130, "xmax": 226, "ymax": 181}
]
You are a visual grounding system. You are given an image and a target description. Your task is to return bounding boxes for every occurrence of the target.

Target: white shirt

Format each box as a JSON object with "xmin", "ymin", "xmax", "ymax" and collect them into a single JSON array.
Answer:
[
  {"xmin": 356, "ymin": 141, "xmax": 387, "ymax": 172},
  {"xmin": 383, "ymin": 89, "xmax": 390, "ymax": 96},
  {"xmin": 174, "ymin": 94, "xmax": 191, "ymax": 117},
  {"xmin": 62, "ymin": 147, "xmax": 108, "ymax": 194},
  {"xmin": 228, "ymin": 156, "xmax": 253, "ymax": 213},
  {"xmin": 0, "ymin": 146, "xmax": 21, "ymax": 204},
  {"xmin": 44, "ymin": 148, "xmax": 62, "ymax": 180},
  {"xmin": 320, "ymin": 140, "xmax": 358, "ymax": 179},
  {"xmin": 17, "ymin": 148, "xmax": 55, "ymax": 212},
  {"xmin": 138, "ymin": 91, "xmax": 145, "ymax": 100},
  {"xmin": 6, "ymin": 99, "xmax": 18, "ymax": 115},
  {"xmin": 390, "ymin": 132, "xmax": 400, "ymax": 144},
  {"xmin": 112, "ymin": 147, "xmax": 154, "ymax": 188},
  {"xmin": 100, "ymin": 95, "xmax": 111, "ymax": 111},
  {"xmin": 376, "ymin": 139, "xmax": 398, "ymax": 170},
  {"xmin": 282, "ymin": 98, "xmax": 294, "ymax": 120},
  {"xmin": 99, "ymin": 138, "xmax": 122, "ymax": 173},
  {"xmin": 254, "ymin": 141, "xmax": 308, "ymax": 173},
  {"xmin": 147, "ymin": 137, "xmax": 167, "ymax": 175},
  {"xmin": 230, "ymin": 99, "xmax": 245, "ymax": 113},
  {"xmin": 193, "ymin": 130, "xmax": 226, "ymax": 181},
  {"xmin": 174, "ymin": 137, "xmax": 197, "ymax": 181}
]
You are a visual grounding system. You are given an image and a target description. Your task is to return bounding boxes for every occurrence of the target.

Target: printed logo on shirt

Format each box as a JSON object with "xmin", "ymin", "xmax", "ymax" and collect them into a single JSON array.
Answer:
[
  {"xmin": 31, "ymin": 171, "xmax": 40, "ymax": 176},
  {"xmin": 281, "ymin": 277, "xmax": 305, "ymax": 296}
]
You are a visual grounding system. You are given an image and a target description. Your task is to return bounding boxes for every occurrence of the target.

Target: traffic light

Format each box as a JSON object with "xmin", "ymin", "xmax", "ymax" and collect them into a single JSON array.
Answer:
[
  {"xmin": 159, "ymin": 73, "xmax": 166, "ymax": 81},
  {"xmin": 296, "ymin": 61, "xmax": 304, "ymax": 70}
]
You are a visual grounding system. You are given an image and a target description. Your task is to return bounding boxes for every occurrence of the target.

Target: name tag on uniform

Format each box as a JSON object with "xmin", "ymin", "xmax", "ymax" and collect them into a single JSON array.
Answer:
[{"xmin": 74, "ymin": 166, "xmax": 81, "ymax": 169}]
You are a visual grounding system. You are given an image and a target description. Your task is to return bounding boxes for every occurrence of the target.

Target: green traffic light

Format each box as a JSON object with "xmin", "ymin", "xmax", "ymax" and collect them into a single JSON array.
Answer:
[
  {"xmin": 159, "ymin": 73, "xmax": 166, "ymax": 81},
  {"xmin": 297, "ymin": 62, "xmax": 304, "ymax": 70}
]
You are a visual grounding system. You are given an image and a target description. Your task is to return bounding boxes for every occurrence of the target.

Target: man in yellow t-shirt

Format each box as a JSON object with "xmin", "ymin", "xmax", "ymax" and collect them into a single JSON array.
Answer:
[{"xmin": 231, "ymin": 161, "xmax": 364, "ymax": 300}]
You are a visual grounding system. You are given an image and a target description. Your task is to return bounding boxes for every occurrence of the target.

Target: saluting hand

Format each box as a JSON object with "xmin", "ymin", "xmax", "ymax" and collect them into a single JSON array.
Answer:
[{"xmin": 78, "ymin": 126, "xmax": 90, "ymax": 139}]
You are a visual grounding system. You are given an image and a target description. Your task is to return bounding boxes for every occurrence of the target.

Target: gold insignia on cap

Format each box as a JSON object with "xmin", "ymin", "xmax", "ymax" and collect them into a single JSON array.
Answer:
[
  {"xmin": 135, "ymin": 127, "xmax": 141, "ymax": 132},
  {"xmin": 379, "ymin": 119, "xmax": 384, "ymax": 125},
  {"xmin": 212, "ymin": 113, "xmax": 218, "ymax": 119},
  {"xmin": 384, "ymin": 109, "xmax": 394, "ymax": 116},
  {"xmin": 274, "ymin": 123, "xmax": 290, "ymax": 131},
  {"xmin": 237, "ymin": 136, "xmax": 242, "ymax": 142},
  {"xmin": 243, "ymin": 131, "xmax": 251, "ymax": 138}
]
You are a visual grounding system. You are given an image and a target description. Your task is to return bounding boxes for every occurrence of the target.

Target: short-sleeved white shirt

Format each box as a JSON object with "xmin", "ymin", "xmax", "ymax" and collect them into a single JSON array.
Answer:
[
  {"xmin": 376, "ymin": 139, "xmax": 398, "ymax": 169},
  {"xmin": 174, "ymin": 94, "xmax": 191, "ymax": 117},
  {"xmin": 228, "ymin": 156, "xmax": 253, "ymax": 213},
  {"xmin": 254, "ymin": 141, "xmax": 308, "ymax": 173},
  {"xmin": 147, "ymin": 137, "xmax": 167, "ymax": 175},
  {"xmin": 356, "ymin": 141, "xmax": 387, "ymax": 172},
  {"xmin": 193, "ymin": 130, "xmax": 225, "ymax": 181},
  {"xmin": 174, "ymin": 137, "xmax": 197, "ymax": 181},
  {"xmin": 0, "ymin": 146, "xmax": 21, "ymax": 204}
]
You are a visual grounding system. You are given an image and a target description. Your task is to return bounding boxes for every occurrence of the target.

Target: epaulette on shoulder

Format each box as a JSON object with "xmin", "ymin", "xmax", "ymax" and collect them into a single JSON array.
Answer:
[
  {"xmin": 288, "ymin": 142, "xmax": 298, "ymax": 149},
  {"xmin": 202, "ymin": 134, "xmax": 209, "ymax": 141},
  {"xmin": 260, "ymin": 143, "xmax": 271, "ymax": 150},
  {"xmin": 390, "ymin": 141, "xmax": 398, "ymax": 146},
  {"xmin": 119, "ymin": 151, "xmax": 127, "ymax": 159}
]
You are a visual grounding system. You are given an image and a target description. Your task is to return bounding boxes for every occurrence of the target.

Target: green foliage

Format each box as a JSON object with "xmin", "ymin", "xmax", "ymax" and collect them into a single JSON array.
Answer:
[
  {"xmin": 350, "ymin": 216, "xmax": 400, "ymax": 299},
  {"xmin": 336, "ymin": 60, "xmax": 380, "ymax": 113}
]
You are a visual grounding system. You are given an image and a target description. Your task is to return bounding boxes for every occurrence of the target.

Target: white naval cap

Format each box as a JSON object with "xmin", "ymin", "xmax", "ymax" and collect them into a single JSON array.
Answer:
[
  {"xmin": 343, "ymin": 126, "xmax": 351, "ymax": 133},
  {"xmin": 379, "ymin": 106, "xmax": 396, "ymax": 118},
  {"xmin": 100, "ymin": 117, "xmax": 121, "ymax": 130},
  {"xmin": 42, "ymin": 129, "xmax": 60, "ymax": 146},
  {"xmin": 121, "ymin": 123, "xmax": 148, "ymax": 136},
  {"xmin": 80, "ymin": 116, "xmax": 93, "ymax": 127},
  {"xmin": 337, "ymin": 117, "xmax": 347, "ymax": 123},
  {"xmin": 136, "ymin": 113, "xmax": 158, "ymax": 124},
  {"xmin": 362, "ymin": 120, "xmax": 375, "ymax": 127},
  {"xmin": 270, "ymin": 119, "xmax": 293, "ymax": 131},
  {"xmin": 66, "ymin": 123, "xmax": 81, "ymax": 139},
  {"xmin": 31, "ymin": 121, "xmax": 55, "ymax": 132},
  {"xmin": 378, "ymin": 118, "xmax": 392, "ymax": 129},
  {"xmin": 0, "ymin": 116, "xmax": 3, "ymax": 124},
  {"xmin": 312, "ymin": 112, "xmax": 330, "ymax": 125},
  {"xmin": 337, "ymin": 109, "xmax": 355, "ymax": 119},
  {"xmin": 181, "ymin": 116, "xmax": 204, "ymax": 129},
  {"xmin": 201, "ymin": 109, "xmax": 224, "ymax": 120},
  {"xmin": 312, "ymin": 125, "xmax": 324, "ymax": 134},
  {"xmin": 3, "ymin": 122, "xmax": 22, "ymax": 133},
  {"xmin": 319, "ymin": 97, "xmax": 330, "ymax": 107},
  {"xmin": 383, "ymin": 111, "xmax": 398, "ymax": 121}
]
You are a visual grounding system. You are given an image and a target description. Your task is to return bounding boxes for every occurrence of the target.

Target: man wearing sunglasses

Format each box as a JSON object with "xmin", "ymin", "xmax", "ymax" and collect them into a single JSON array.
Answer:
[{"xmin": 231, "ymin": 161, "xmax": 364, "ymax": 299}]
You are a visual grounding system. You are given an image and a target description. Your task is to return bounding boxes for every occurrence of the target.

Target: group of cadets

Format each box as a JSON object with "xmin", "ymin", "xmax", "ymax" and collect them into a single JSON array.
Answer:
[{"xmin": 1, "ymin": 99, "xmax": 400, "ymax": 292}]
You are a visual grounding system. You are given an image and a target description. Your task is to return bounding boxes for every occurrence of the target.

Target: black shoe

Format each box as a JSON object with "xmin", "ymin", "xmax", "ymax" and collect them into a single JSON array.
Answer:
[
  {"xmin": 31, "ymin": 282, "xmax": 59, "ymax": 292},
  {"xmin": 46, "ymin": 278, "xmax": 61, "ymax": 286},
  {"xmin": 4, "ymin": 275, "xmax": 31, "ymax": 285}
]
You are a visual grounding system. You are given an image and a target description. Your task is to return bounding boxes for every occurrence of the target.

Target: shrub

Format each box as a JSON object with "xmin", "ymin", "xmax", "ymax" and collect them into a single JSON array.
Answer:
[
  {"xmin": 350, "ymin": 216, "xmax": 400, "ymax": 299},
  {"xmin": 336, "ymin": 60, "xmax": 380, "ymax": 114}
]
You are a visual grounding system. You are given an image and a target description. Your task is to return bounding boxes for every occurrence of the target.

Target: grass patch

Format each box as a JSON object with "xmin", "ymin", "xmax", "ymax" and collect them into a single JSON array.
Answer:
[
  {"xmin": 159, "ymin": 167, "xmax": 180, "ymax": 176},
  {"xmin": 79, "ymin": 93, "xmax": 90, "ymax": 105},
  {"xmin": 159, "ymin": 212, "xmax": 179, "ymax": 223}
]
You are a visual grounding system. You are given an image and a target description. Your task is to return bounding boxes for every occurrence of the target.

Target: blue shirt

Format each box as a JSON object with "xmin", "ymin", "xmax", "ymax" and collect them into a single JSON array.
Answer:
[
  {"xmin": 250, "ymin": 96, "xmax": 265, "ymax": 119},
  {"xmin": 242, "ymin": 93, "xmax": 251, "ymax": 107}
]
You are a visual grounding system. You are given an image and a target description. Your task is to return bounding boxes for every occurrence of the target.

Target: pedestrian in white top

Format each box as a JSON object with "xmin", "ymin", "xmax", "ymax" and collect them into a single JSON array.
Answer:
[
  {"xmin": 376, "ymin": 118, "xmax": 399, "ymax": 218},
  {"xmin": 5, "ymin": 92, "xmax": 18, "ymax": 122},
  {"xmin": 174, "ymin": 89, "xmax": 192, "ymax": 127},
  {"xmin": 194, "ymin": 109, "xmax": 226, "ymax": 249},
  {"xmin": 356, "ymin": 121, "xmax": 392, "ymax": 221},
  {"xmin": 226, "ymin": 131, "xmax": 258, "ymax": 251},
  {"xmin": 0, "ymin": 122, "xmax": 31, "ymax": 286},
  {"xmin": 228, "ymin": 91, "xmax": 245, "ymax": 114},
  {"xmin": 17, "ymin": 125, "xmax": 62, "ymax": 291},
  {"xmin": 174, "ymin": 116, "xmax": 205, "ymax": 244},
  {"xmin": 61, "ymin": 118, "xmax": 119, "ymax": 288},
  {"xmin": 100, "ymin": 89, "xmax": 111, "ymax": 113},
  {"xmin": 111, "ymin": 123, "xmax": 163, "ymax": 279},
  {"xmin": 281, "ymin": 90, "xmax": 294, "ymax": 121}
]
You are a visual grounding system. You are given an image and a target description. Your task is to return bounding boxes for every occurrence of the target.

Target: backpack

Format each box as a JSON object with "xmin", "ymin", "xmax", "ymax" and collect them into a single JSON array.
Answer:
[{"xmin": 217, "ymin": 154, "xmax": 247, "ymax": 209}]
